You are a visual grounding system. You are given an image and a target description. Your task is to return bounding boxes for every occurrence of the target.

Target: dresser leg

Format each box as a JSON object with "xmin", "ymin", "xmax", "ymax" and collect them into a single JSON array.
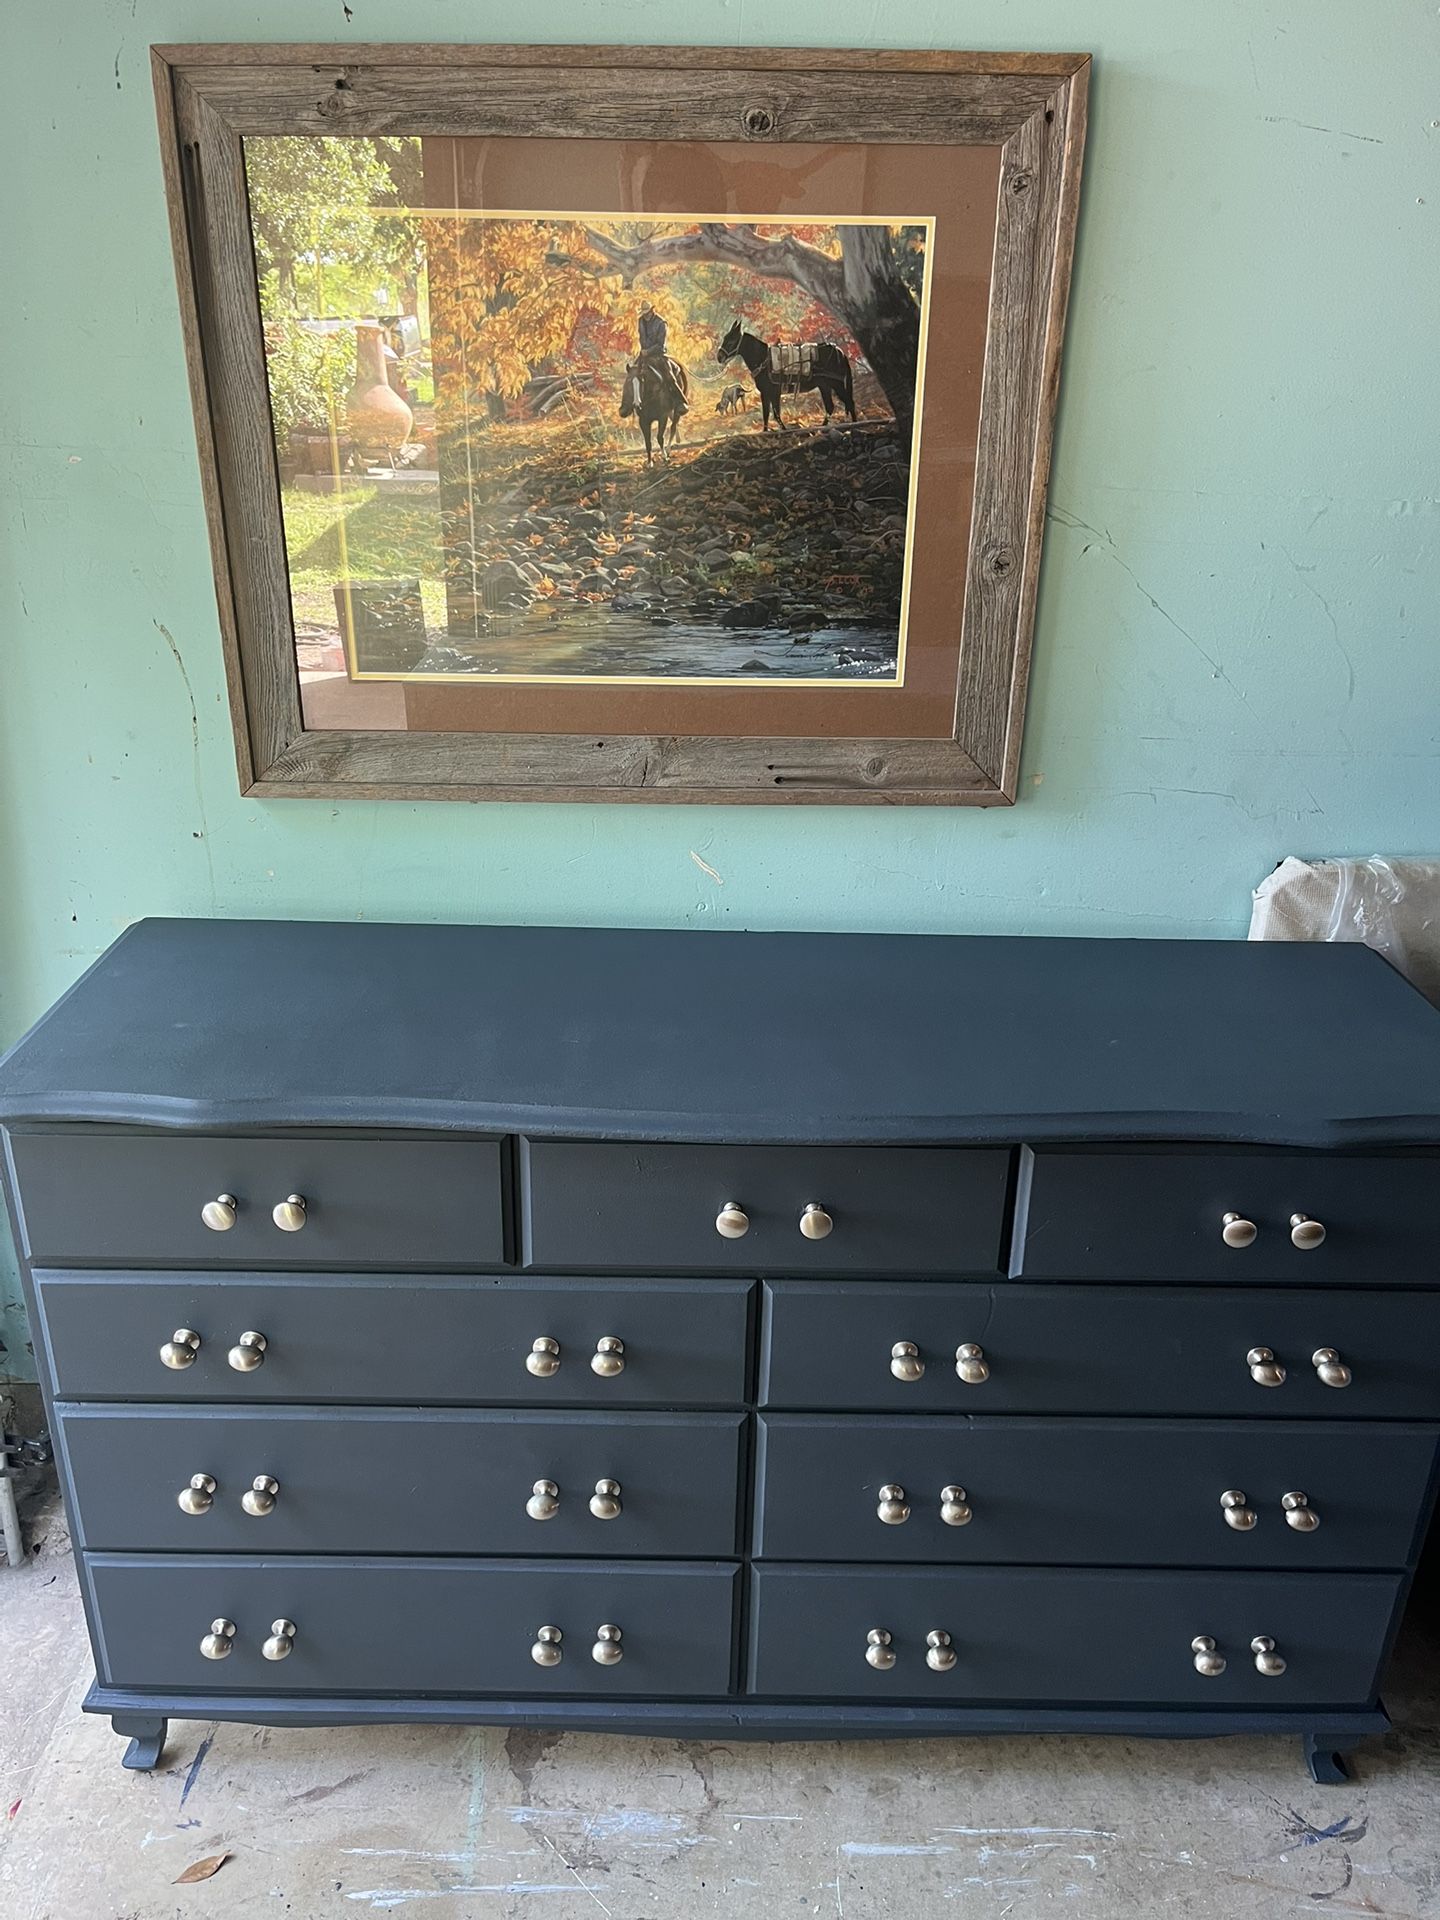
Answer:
[
  {"xmin": 113, "ymin": 1715, "xmax": 168, "ymax": 1772},
  {"xmin": 1302, "ymin": 1735, "xmax": 1352, "ymax": 1785}
]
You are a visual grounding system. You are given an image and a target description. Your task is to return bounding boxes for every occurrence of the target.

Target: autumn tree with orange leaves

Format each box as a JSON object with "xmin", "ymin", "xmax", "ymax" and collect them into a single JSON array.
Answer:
[{"xmin": 421, "ymin": 215, "xmax": 922, "ymax": 428}]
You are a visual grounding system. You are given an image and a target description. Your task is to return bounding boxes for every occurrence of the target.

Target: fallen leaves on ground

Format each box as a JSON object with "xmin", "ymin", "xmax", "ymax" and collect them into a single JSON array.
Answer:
[{"xmin": 174, "ymin": 1851, "xmax": 232, "ymax": 1884}]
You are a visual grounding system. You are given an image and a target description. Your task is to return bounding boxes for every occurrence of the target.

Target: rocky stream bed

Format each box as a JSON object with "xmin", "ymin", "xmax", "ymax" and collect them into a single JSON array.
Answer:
[{"xmin": 421, "ymin": 418, "xmax": 912, "ymax": 680}]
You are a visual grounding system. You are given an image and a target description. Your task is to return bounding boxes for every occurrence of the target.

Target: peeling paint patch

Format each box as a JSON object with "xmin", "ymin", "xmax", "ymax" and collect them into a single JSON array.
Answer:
[
  {"xmin": 583, "ymin": 1809, "xmax": 690, "ymax": 1841},
  {"xmin": 346, "ymin": 1888, "xmax": 576, "ymax": 1909},
  {"xmin": 936, "ymin": 1827, "xmax": 1117, "ymax": 1839},
  {"xmin": 842, "ymin": 1842, "xmax": 955, "ymax": 1857},
  {"xmin": 340, "ymin": 1848, "xmax": 468, "ymax": 1864}
]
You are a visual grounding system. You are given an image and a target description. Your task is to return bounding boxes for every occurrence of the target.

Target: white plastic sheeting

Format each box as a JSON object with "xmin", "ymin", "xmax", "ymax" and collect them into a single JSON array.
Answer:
[{"xmin": 1249, "ymin": 856, "xmax": 1440, "ymax": 1007}]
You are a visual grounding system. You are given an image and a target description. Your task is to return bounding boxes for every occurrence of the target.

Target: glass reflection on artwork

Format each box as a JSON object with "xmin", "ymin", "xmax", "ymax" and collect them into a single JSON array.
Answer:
[{"xmin": 245, "ymin": 137, "xmax": 934, "ymax": 710}]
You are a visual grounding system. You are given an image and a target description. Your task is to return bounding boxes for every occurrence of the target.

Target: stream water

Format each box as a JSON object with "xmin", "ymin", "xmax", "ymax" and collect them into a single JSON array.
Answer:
[{"xmin": 411, "ymin": 606, "xmax": 900, "ymax": 681}]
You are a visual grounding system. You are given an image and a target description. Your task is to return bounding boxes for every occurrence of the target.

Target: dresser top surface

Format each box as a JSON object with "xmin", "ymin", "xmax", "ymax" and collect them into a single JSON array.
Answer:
[{"xmin": 0, "ymin": 918, "xmax": 1437, "ymax": 1146}]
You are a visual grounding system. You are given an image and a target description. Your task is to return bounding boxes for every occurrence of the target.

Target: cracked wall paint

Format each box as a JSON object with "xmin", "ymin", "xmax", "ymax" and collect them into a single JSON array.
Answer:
[{"xmin": 1, "ymin": 0, "xmax": 1438, "ymax": 1376}]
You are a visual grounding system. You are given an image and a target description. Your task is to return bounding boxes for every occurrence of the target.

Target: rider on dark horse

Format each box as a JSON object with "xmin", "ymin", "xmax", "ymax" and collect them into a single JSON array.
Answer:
[{"xmin": 638, "ymin": 304, "xmax": 688, "ymax": 414}]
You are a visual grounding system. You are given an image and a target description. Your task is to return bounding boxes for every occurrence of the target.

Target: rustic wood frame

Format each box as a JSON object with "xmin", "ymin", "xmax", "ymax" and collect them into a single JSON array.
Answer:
[{"xmin": 151, "ymin": 44, "xmax": 1089, "ymax": 805}]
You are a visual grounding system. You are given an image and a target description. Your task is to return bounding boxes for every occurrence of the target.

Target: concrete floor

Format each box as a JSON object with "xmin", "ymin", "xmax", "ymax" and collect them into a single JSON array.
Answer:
[{"xmin": 2, "ymin": 1471, "xmax": 1439, "ymax": 1918}]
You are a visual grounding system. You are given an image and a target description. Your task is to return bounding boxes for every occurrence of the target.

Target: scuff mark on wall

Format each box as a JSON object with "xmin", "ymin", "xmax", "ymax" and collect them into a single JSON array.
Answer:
[
  {"xmin": 1262, "ymin": 115, "xmax": 1383, "ymax": 145},
  {"xmin": 154, "ymin": 620, "xmax": 215, "ymax": 905},
  {"xmin": 1047, "ymin": 507, "xmax": 1263, "ymax": 725}
]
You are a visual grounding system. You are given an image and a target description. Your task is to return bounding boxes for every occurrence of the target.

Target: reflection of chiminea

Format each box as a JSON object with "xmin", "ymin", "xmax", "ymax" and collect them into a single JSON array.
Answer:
[{"xmin": 346, "ymin": 324, "xmax": 413, "ymax": 468}]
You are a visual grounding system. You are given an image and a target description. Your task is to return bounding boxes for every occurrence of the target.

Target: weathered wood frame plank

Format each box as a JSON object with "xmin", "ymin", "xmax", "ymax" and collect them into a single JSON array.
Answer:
[{"xmin": 151, "ymin": 45, "xmax": 1090, "ymax": 806}]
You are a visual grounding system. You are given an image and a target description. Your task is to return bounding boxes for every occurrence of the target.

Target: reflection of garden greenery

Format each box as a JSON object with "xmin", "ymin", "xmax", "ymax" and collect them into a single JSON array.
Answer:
[
  {"xmin": 281, "ymin": 485, "xmax": 445, "ymax": 628},
  {"xmin": 263, "ymin": 328, "xmax": 352, "ymax": 444},
  {"xmin": 249, "ymin": 136, "xmax": 426, "ymax": 445},
  {"xmin": 247, "ymin": 137, "xmax": 421, "ymax": 315}
]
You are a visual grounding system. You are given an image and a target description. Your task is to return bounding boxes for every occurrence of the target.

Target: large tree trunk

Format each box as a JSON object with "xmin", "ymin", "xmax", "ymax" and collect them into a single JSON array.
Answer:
[
  {"xmin": 832, "ymin": 226, "xmax": 920, "ymax": 430},
  {"xmin": 576, "ymin": 221, "xmax": 923, "ymax": 431}
]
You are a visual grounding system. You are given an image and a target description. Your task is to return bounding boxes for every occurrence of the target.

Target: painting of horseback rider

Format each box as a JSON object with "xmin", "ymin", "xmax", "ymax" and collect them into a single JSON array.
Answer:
[
  {"xmin": 637, "ymin": 304, "xmax": 688, "ymax": 414},
  {"xmin": 620, "ymin": 301, "xmax": 691, "ymax": 463},
  {"xmin": 269, "ymin": 191, "xmax": 935, "ymax": 686}
]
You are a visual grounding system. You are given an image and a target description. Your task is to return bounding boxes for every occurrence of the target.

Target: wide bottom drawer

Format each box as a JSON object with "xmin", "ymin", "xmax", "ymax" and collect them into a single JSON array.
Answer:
[
  {"xmin": 749, "ymin": 1566, "xmax": 1402, "ymax": 1706},
  {"xmin": 88, "ymin": 1557, "xmax": 740, "ymax": 1697}
]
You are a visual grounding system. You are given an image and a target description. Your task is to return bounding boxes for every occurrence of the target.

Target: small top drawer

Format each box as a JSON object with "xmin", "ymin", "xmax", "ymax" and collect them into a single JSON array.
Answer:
[
  {"xmin": 7, "ymin": 1132, "xmax": 507, "ymax": 1269},
  {"xmin": 523, "ymin": 1142, "xmax": 1011, "ymax": 1275},
  {"xmin": 1017, "ymin": 1147, "xmax": 1440, "ymax": 1283}
]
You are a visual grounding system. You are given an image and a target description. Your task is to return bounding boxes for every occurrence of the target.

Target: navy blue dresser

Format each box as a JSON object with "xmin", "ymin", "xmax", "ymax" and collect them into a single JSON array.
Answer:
[{"xmin": 2, "ymin": 920, "xmax": 1439, "ymax": 1782}]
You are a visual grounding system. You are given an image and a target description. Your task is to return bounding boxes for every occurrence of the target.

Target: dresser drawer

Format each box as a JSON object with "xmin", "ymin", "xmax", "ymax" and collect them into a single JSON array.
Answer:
[
  {"xmin": 523, "ymin": 1142, "xmax": 1010, "ymax": 1275},
  {"xmin": 35, "ymin": 1273, "xmax": 752, "ymax": 1406},
  {"xmin": 749, "ymin": 1566, "xmax": 1402, "ymax": 1705},
  {"xmin": 754, "ymin": 1416, "xmax": 1437, "ymax": 1567},
  {"xmin": 1017, "ymin": 1148, "xmax": 1440, "ymax": 1283},
  {"xmin": 59, "ymin": 1407, "xmax": 744, "ymax": 1557},
  {"xmin": 761, "ymin": 1281, "xmax": 1440, "ymax": 1417},
  {"xmin": 87, "ymin": 1556, "xmax": 740, "ymax": 1697},
  {"xmin": 7, "ymin": 1133, "xmax": 507, "ymax": 1269}
]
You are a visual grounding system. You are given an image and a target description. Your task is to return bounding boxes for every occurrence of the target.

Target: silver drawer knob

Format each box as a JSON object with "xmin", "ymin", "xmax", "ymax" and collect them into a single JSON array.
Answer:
[
  {"xmin": 955, "ymin": 1343, "xmax": 989, "ymax": 1384},
  {"xmin": 591, "ymin": 1336, "xmax": 626, "ymax": 1378},
  {"xmin": 1247, "ymin": 1346, "xmax": 1285, "ymax": 1387},
  {"xmin": 531, "ymin": 1625, "xmax": 563, "ymax": 1667},
  {"xmin": 876, "ymin": 1483, "xmax": 910, "ymax": 1525},
  {"xmin": 940, "ymin": 1484, "xmax": 973, "ymax": 1527},
  {"xmin": 201, "ymin": 1194, "xmax": 238, "ymax": 1232},
  {"xmin": 1282, "ymin": 1490, "xmax": 1320, "ymax": 1532},
  {"xmin": 592, "ymin": 1624, "xmax": 624, "ymax": 1665},
  {"xmin": 177, "ymin": 1473, "xmax": 216, "ymax": 1516},
  {"xmin": 273, "ymin": 1193, "xmax": 307, "ymax": 1232},
  {"xmin": 799, "ymin": 1203, "xmax": 833, "ymax": 1240},
  {"xmin": 890, "ymin": 1341, "xmax": 924, "ymax": 1382},
  {"xmin": 1312, "ymin": 1346, "xmax": 1352, "ymax": 1389},
  {"xmin": 526, "ymin": 1478, "xmax": 560, "ymax": 1521},
  {"xmin": 865, "ymin": 1628, "xmax": 896, "ymax": 1670},
  {"xmin": 1290, "ymin": 1213, "xmax": 1326, "ymax": 1250},
  {"xmin": 1222, "ymin": 1212, "xmax": 1257, "ymax": 1248},
  {"xmin": 589, "ymin": 1479, "xmax": 623, "ymax": 1520},
  {"xmin": 262, "ymin": 1618, "xmax": 297, "ymax": 1661},
  {"xmin": 242, "ymin": 1474, "xmax": 279, "ymax": 1517},
  {"xmin": 526, "ymin": 1337, "xmax": 561, "ymax": 1378},
  {"xmin": 926, "ymin": 1628, "xmax": 957, "ymax": 1673},
  {"xmin": 1191, "ymin": 1635, "xmax": 1226, "ymax": 1676},
  {"xmin": 228, "ymin": 1330, "xmax": 268, "ymax": 1372},
  {"xmin": 1251, "ymin": 1634, "xmax": 1287, "ymax": 1676},
  {"xmin": 200, "ymin": 1618, "xmax": 236, "ymax": 1660},
  {"xmin": 715, "ymin": 1202, "xmax": 749, "ymax": 1239},
  {"xmin": 1220, "ymin": 1489, "xmax": 1257, "ymax": 1531},
  {"xmin": 160, "ymin": 1328, "xmax": 200, "ymax": 1370}
]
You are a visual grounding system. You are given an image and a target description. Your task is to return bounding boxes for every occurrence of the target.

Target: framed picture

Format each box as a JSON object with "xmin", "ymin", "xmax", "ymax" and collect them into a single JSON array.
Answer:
[{"xmin": 152, "ymin": 44, "xmax": 1089, "ymax": 804}]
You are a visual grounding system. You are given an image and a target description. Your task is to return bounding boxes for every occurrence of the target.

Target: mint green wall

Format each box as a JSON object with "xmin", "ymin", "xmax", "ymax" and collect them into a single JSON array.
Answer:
[{"xmin": 1, "ymin": 3, "xmax": 1436, "ymax": 1377}]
